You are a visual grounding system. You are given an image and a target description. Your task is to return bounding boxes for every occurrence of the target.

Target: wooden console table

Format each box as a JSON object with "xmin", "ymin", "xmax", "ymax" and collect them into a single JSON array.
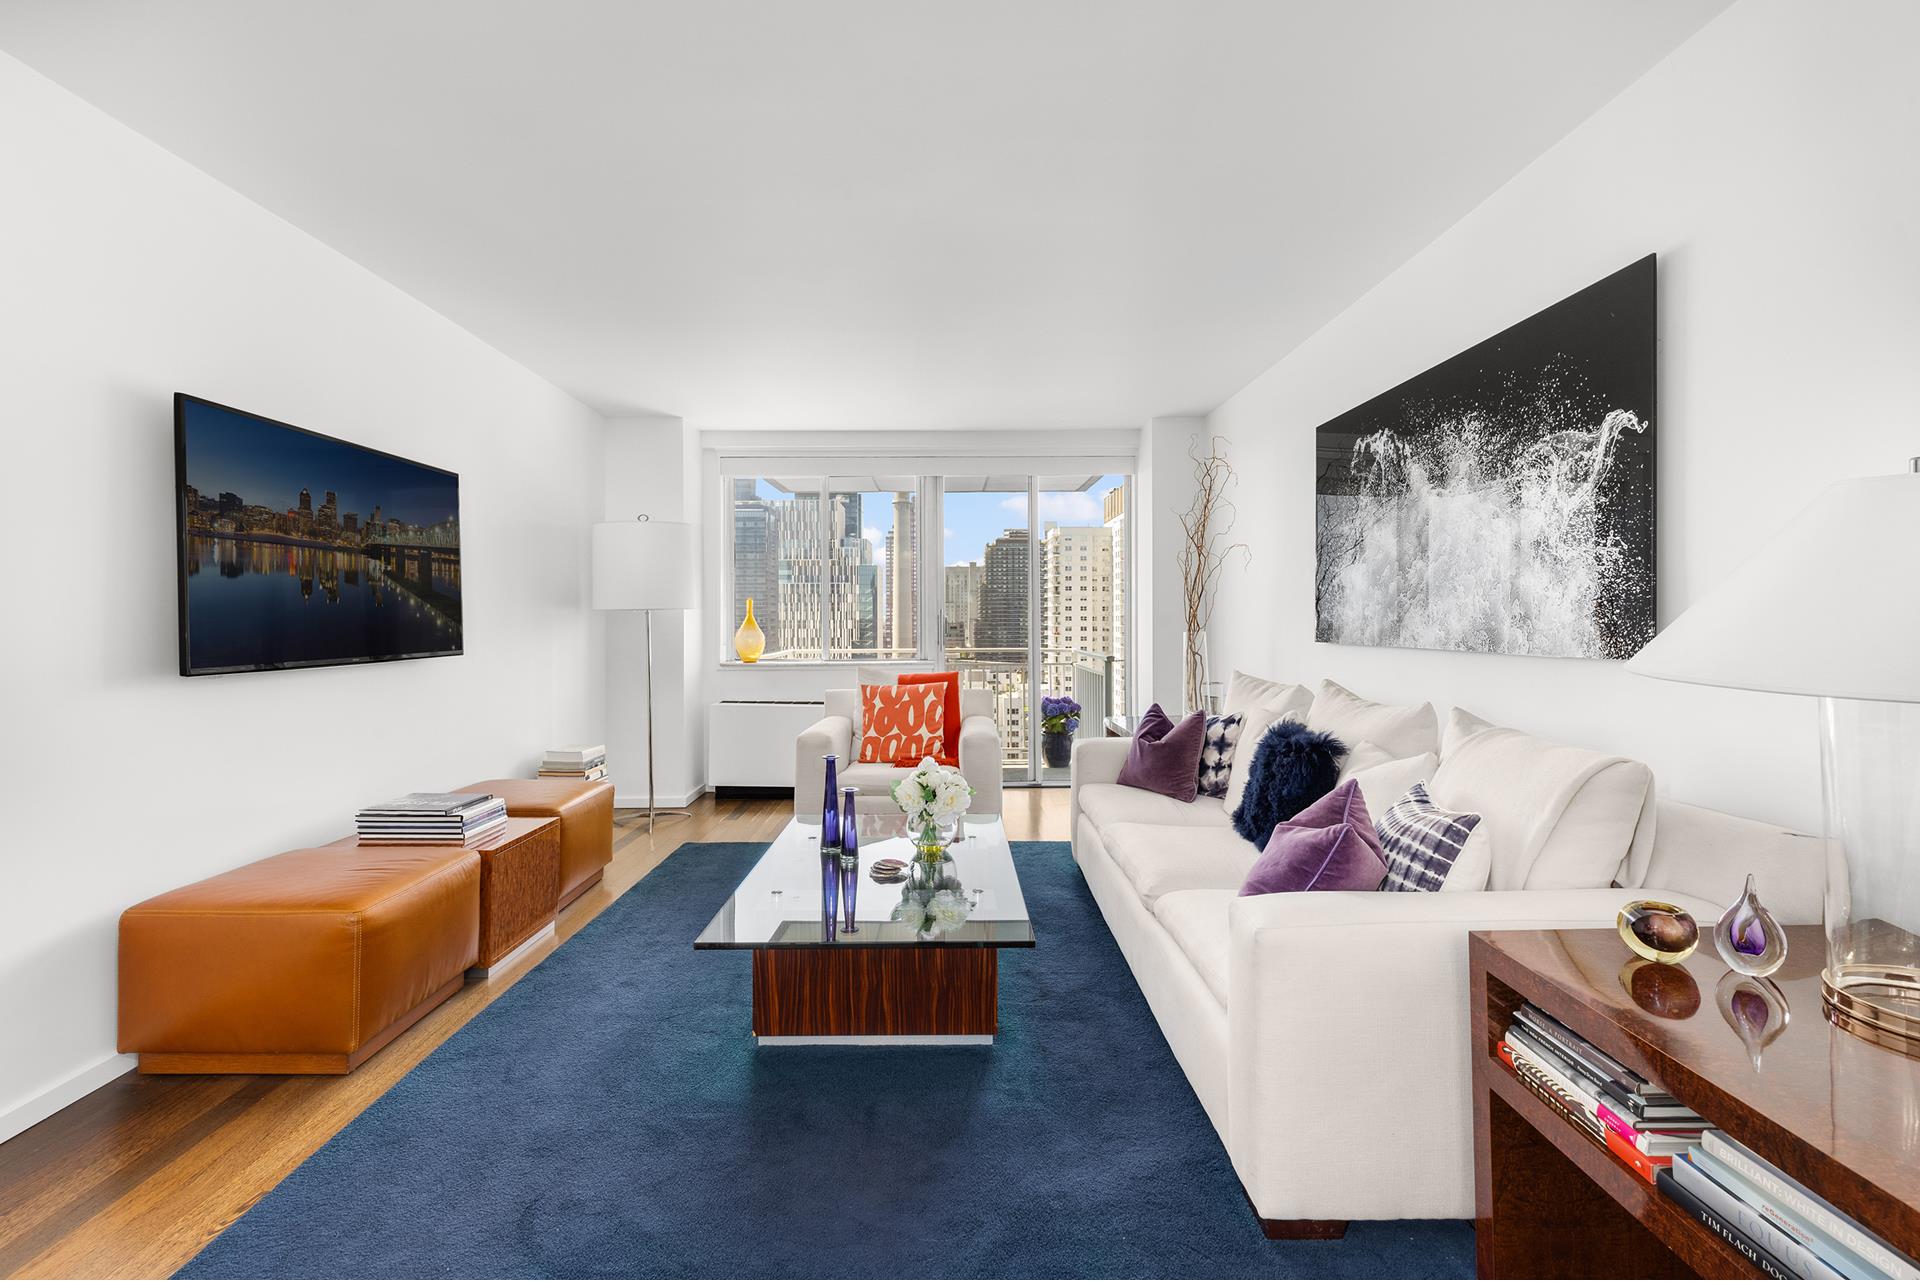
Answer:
[{"xmin": 1470, "ymin": 926, "xmax": 1920, "ymax": 1278}]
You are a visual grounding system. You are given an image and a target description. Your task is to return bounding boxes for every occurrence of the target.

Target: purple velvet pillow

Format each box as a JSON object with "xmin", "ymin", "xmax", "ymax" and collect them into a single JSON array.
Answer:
[
  {"xmin": 1116, "ymin": 703, "xmax": 1207, "ymax": 803},
  {"xmin": 1239, "ymin": 779, "xmax": 1387, "ymax": 895}
]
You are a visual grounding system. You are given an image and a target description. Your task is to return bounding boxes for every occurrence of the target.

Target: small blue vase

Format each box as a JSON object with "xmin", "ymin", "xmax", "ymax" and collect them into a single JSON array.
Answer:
[
  {"xmin": 839, "ymin": 787, "xmax": 860, "ymax": 933},
  {"xmin": 820, "ymin": 850, "xmax": 839, "ymax": 942}
]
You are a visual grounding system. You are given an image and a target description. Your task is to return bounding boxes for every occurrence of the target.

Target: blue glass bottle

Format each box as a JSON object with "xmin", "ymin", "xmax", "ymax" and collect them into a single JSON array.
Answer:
[
  {"xmin": 821, "ymin": 754, "xmax": 841, "ymax": 853},
  {"xmin": 820, "ymin": 848, "xmax": 838, "ymax": 943},
  {"xmin": 839, "ymin": 786, "xmax": 860, "ymax": 934}
]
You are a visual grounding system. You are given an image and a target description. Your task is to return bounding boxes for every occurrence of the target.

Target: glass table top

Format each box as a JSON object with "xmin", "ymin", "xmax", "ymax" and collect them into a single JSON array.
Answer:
[{"xmin": 693, "ymin": 812, "xmax": 1035, "ymax": 949}]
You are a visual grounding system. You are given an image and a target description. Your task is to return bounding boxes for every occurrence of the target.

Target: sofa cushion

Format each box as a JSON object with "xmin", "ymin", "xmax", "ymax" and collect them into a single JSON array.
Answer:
[
  {"xmin": 1429, "ymin": 707, "xmax": 1655, "ymax": 891},
  {"xmin": 1197, "ymin": 712, "xmax": 1245, "ymax": 799},
  {"xmin": 1117, "ymin": 703, "xmax": 1207, "ymax": 803},
  {"xmin": 1307, "ymin": 679, "xmax": 1440, "ymax": 760},
  {"xmin": 1241, "ymin": 780, "xmax": 1388, "ymax": 895},
  {"xmin": 1339, "ymin": 743, "xmax": 1441, "ymax": 822},
  {"xmin": 1222, "ymin": 704, "xmax": 1302, "ymax": 814},
  {"xmin": 1229, "ymin": 720, "xmax": 1347, "ymax": 846},
  {"xmin": 1377, "ymin": 781, "xmax": 1491, "ymax": 892},
  {"xmin": 1224, "ymin": 670, "xmax": 1312, "ymax": 719},
  {"xmin": 1105, "ymin": 824, "xmax": 1259, "ymax": 905},
  {"xmin": 858, "ymin": 682, "xmax": 946, "ymax": 765},
  {"xmin": 1077, "ymin": 784, "xmax": 1230, "ymax": 835},
  {"xmin": 1151, "ymin": 889, "xmax": 1234, "ymax": 1007},
  {"xmin": 898, "ymin": 671, "xmax": 962, "ymax": 765}
]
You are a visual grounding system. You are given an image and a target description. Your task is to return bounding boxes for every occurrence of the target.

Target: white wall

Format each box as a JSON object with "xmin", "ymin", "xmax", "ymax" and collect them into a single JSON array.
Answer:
[
  {"xmin": 1206, "ymin": 0, "xmax": 1919, "ymax": 835},
  {"xmin": 0, "ymin": 53, "xmax": 606, "ymax": 1140}
]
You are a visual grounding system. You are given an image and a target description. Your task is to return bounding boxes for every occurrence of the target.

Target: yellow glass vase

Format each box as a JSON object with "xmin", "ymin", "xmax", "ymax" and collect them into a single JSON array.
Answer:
[{"xmin": 734, "ymin": 597, "xmax": 766, "ymax": 663}]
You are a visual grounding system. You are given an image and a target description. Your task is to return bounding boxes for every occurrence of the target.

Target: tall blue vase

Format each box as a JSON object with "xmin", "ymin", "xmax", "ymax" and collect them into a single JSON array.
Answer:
[
  {"xmin": 821, "ymin": 754, "xmax": 841, "ymax": 851},
  {"xmin": 820, "ymin": 849, "xmax": 839, "ymax": 942},
  {"xmin": 839, "ymin": 786, "xmax": 860, "ymax": 934}
]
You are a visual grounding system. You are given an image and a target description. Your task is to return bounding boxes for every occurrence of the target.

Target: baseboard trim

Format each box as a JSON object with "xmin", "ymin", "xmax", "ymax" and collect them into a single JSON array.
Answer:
[{"xmin": 0, "ymin": 1051, "xmax": 136, "ymax": 1144}]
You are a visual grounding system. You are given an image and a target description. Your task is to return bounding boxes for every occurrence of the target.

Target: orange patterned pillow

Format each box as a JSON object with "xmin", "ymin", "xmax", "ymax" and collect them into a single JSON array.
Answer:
[{"xmin": 858, "ymin": 682, "xmax": 947, "ymax": 766}]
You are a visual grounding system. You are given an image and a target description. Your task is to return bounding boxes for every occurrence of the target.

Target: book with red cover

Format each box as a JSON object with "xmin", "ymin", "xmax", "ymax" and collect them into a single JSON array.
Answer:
[{"xmin": 1605, "ymin": 1124, "xmax": 1673, "ymax": 1184}]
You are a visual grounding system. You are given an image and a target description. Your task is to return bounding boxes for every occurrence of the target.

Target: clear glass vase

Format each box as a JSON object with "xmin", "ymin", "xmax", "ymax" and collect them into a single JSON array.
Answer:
[{"xmin": 1820, "ymin": 697, "xmax": 1920, "ymax": 1056}]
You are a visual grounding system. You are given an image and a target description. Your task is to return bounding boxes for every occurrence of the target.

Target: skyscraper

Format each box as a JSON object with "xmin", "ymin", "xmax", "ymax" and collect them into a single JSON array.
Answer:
[
  {"xmin": 1041, "ymin": 524, "xmax": 1114, "ymax": 661},
  {"xmin": 731, "ymin": 479, "xmax": 776, "ymax": 652},
  {"xmin": 316, "ymin": 490, "xmax": 339, "ymax": 530},
  {"xmin": 1104, "ymin": 485, "xmax": 1127, "ymax": 714},
  {"xmin": 883, "ymin": 491, "xmax": 916, "ymax": 655},
  {"xmin": 297, "ymin": 488, "xmax": 313, "ymax": 525},
  {"xmin": 978, "ymin": 528, "xmax": 1029, "ymax": 651},
  {"xmin": 944, "ymin": 562, "xmax": 983, "ymax": 648}
]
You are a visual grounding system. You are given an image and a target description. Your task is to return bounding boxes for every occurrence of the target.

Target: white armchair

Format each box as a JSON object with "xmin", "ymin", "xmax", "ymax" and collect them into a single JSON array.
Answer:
[{"xmin": 796, "ymin": 688, "xmax": 1004, "ymax": 817}]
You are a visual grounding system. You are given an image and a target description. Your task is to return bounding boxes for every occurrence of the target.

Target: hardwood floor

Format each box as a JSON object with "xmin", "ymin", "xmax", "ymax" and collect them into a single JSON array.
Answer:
[{"xmin": 0, "ymin": 790, "xmax": 1069, "ymax": 1281}]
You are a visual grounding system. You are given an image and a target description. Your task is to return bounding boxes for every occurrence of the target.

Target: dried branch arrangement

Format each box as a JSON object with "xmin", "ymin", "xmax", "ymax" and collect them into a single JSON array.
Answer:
[{"xmin": 1177, "ymin": 434, "xmax": 1248, "ymax": 712}]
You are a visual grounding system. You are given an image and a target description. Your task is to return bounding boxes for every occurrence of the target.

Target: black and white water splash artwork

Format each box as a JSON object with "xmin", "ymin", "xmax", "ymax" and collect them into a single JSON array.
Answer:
[{"xmin": 1315, "ymin": 255, "xmax": 1656, "ymax": 660}]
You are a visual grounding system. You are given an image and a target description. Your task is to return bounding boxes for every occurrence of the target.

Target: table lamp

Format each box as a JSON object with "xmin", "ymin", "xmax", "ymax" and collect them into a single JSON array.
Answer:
[
  {"xmin": 1628, "ymin": 463, "xmax": 1920, "ymax": 1055},
  {"xmin": 593, "ymin": 516, "xmax": 697, "ymax": 832}
]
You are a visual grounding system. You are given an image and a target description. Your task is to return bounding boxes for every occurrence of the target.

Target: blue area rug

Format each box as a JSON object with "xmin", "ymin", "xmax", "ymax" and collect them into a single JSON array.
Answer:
[{"xmin": 180, "ymin": 841, "xmax": 1474, "ymax": 1278}]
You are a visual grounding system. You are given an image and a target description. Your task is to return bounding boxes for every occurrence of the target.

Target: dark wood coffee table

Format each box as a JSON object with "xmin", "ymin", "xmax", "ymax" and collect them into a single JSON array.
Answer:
[{"xmin": 1470, "ymin": 926, "xmax": 1920, "ymax": 1278}]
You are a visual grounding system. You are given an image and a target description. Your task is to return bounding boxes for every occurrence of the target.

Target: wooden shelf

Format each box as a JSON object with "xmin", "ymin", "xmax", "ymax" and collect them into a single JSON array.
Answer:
[{"xmin": 1470, "ymin": 926, "xmax": 1920, "ymax": 1280}]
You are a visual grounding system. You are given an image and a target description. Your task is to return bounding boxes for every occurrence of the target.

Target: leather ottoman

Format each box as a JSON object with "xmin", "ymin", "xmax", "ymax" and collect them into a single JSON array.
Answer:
[
  {"xmin": 459, "ymin": 778, "xmax": 614, "ymax": 909},
  {"xmin": 119, "ymin": 845, "xmax": 479, "ymax": 1074}
]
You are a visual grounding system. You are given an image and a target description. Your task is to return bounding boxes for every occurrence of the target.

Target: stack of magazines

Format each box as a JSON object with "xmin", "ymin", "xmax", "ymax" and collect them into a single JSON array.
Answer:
[
  {"xmin": 539, "ymin": 744, "xmax": 607, "ymax": 781},
  {"xmin": 1661, "ymin": 1134, "xmax": 1917, "ymax": 1280},
  {"xmin": 1499, "ymin": 1002, "xmax": 1712, "ymax": 1181},
  {"xmin": 355, "ymin": 792, "xmax": 507, "ymax": 845}
]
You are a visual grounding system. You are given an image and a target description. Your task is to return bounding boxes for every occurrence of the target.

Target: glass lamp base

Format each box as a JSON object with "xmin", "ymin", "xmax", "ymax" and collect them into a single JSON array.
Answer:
[{"xmin": 1822, "ymin": 963, "xmax": 1920, "ymax": 1059}]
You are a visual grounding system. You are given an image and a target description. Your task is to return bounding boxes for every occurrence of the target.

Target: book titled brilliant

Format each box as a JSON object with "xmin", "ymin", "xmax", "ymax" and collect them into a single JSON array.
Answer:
[
  {"xmin": 354, "ymin": 792, "xmax": 507, "ymax": 845},
  {"xmin": 1500, "ymin": 1003, "xmax": 1916, "ymax": 1280},
  {"xmin": 539, "ymin": 744, "xmax": 607, "ymax": 781}
]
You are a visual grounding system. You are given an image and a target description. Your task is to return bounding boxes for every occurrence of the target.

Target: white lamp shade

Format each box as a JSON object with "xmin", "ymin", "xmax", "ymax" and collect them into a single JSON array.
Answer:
[
  {"xmin": 592, "ymin": 519, "xmax": 696, "ymax": 611},
  {"xmin": 1628, "ymin": 472, "xmax": 1920, "ymax": 703}
]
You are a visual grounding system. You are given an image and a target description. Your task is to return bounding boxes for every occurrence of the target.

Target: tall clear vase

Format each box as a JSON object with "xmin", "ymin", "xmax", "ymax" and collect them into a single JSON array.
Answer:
[
  {"xmin": 1183, "ymin": 628, "xmax": 1210, "ymax": 716},
  {"xmin": 1819, "ymin": 696, "xmax": 1920, "ymax": 1056}
]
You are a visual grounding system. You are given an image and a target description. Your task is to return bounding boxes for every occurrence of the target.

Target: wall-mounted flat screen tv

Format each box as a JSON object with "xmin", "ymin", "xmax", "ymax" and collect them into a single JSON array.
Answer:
[{"xmin": 174, "ymin": 393, "xmax": 463, "ymax": 675}]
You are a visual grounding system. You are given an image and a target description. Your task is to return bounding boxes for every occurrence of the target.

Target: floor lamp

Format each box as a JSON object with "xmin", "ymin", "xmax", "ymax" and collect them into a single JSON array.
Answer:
[{"xmin": 593, "ymin": 516, "xmax": 697, "ymax": 833}]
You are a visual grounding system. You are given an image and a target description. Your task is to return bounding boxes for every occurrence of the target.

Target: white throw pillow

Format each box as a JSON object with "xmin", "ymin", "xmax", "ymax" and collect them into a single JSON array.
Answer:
[
  {"xmin": 1429, "ymin": 706, "xmax": 1655, "ymax": 891},
  {"xmin": 1341, "ymin": 741, "xmax": 1442, "ymax": 825},
  {"xmin": 1223, "ymin": 670, "xmax": 1312, "ymax": 719},
  {"xmin": 1221, "ymin": 703, "xmax": 1306, "ymax": 815},
  {"xmin": 1306, "ymin": 679, "xmax": 1440, "ymax": 760}
]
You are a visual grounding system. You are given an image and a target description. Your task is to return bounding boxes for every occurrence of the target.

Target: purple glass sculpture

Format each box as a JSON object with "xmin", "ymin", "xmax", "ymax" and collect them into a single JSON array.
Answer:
[
  {"xmin": 1714, "ymin": 874, "xmax": 1787, "ymax": 977},
  {"xmin": 820, "ymin": 849, "xmax": 839, "ymax": 942},
  {"xmin": 839, "ymin": 786, "xmax": 860, "ymax": 934},
  {"xmin": 821, "ymin": 754, "xmax": 841, "ymax": 851}
]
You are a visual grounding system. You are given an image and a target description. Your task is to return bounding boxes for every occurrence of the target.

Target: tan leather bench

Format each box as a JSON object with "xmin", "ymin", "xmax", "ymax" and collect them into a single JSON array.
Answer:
[
  {"xmin": 119, "ymin": 845, "xmax": 479, "ymax": 1074},
  {"xmin": 458, "ymin": 778, "xmax": 613, "ymax": 909}
]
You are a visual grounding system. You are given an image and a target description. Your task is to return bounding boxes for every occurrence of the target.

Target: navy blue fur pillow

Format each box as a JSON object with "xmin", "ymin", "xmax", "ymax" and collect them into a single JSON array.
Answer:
[{"xmin": 1231, "ymin": 720, "xmax": 1349, "ymax": 846}]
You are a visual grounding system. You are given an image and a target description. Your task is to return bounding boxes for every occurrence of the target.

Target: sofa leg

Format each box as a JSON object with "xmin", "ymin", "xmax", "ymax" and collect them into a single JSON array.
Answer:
[{"xmin": 1257, "ymin": 1217, "xmax": 1349, "ymax": 1241}]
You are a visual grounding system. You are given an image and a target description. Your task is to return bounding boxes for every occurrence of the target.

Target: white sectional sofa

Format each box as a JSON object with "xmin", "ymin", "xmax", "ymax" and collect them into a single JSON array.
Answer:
[{"xmin": 1068, "ymin": 680, "xmax": 1824, "ymax": 1234}]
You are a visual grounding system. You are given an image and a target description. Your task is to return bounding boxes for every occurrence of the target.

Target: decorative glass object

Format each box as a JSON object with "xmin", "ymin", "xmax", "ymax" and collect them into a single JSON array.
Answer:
[
  {"xmin": 733, "ymin": 596, "xmax": 765, "ymax": 663},
  {"xmin": 820, "ymin": 755, "xmax": 840, "ymax": 852},
  {"xmin": 838, "ymin": 787, "xmax": 860, "ymax": 934},
  {"xmin": 1715, "ymin": 874, "xmax": 1788, "ymax": 977},
  {"xmin": 1618, "ymin": 959, "xmax": 1702, "ymax": 1019},
  {"xmin": 819, "ymin": 847, "xmax": 839, "ymax": 943},
  {"xmin": 1820, "ymin": 697, "xmax": 1920, "ymax": 1058},
  {"xmin": 1618, "ymin": 899, "xmax": 1699, "ymax": 964},
  {"xmin": 1717, "ymin": 971, "xmax": 1792, "ymax": 1070}
]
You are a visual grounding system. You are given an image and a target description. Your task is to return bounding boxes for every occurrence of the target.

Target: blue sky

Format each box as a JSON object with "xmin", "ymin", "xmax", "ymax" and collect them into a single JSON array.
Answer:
[{"xmin": 750, "ymin": 475, "xmax": 1124, "ymax": 570}]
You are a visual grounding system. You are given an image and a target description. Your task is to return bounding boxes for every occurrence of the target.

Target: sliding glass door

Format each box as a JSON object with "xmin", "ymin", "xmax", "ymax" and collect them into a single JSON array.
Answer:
[{"xmin": 932, "ymin": 474, "xmax": 1130, "ymax": 786}]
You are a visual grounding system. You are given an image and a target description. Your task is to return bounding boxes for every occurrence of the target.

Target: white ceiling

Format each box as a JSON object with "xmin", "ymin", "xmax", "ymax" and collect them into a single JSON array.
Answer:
[{"xmin": 0, "ymin": 1, "xmax": 1726, "ymax": 431}]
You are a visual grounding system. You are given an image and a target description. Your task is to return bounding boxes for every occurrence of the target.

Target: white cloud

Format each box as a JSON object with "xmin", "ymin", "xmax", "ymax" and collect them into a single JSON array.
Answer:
[
  {"xmin": 999, "ymin": 491, "xmax": 1104, "ymax": 523},
  {"xmin": 943, "ymin": 528, "xmax": 955, "ymax": 540}
]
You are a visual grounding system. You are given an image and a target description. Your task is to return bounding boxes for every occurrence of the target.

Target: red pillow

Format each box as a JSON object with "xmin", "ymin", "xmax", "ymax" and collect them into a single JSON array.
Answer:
[
  {"xmin": 898, "ymin": 671, "xmax": 961, "ymax": 766},
  {"xmin": 858, "ymin": 683, "xmax": 946, "ymax": 766}
]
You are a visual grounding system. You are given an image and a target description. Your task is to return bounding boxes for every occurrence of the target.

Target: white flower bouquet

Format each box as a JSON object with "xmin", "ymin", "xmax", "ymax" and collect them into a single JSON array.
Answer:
[{"xmin": 890, "ymin": 757, "xmax": 974, "ymax": 852}]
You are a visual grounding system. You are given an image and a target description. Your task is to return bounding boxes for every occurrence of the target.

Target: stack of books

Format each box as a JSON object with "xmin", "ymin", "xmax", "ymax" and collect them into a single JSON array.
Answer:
[
  {"xmin": 1499, "ymin": 1002, "xmax": 1712, "ymax": 1183},
  {"xmin": 1501, "ymin": 1004, "xmax": 1919, "ymax": 1279},
  {"xmin": 539, "ymin": 744, "xmax": 607, "ymax": 781},
  {"xmin": 1661, "ymin": 1133, "xmax": 1918, "ymax": 1280},
  {"xmin": 354, "ymin": 792, "xmax": 508, "ymax": 845}
]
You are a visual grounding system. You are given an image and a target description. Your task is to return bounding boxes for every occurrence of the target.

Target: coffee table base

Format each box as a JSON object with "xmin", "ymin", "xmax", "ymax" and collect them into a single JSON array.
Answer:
[{"xmin": 751, "ymin": 947, "xmax": 998, "ymax": 1040}]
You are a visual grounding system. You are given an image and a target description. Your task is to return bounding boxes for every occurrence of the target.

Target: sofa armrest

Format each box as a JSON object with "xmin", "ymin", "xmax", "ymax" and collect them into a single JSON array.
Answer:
[
  {"xmin": 957, "ymin": 715, "xmax": 1004, "ymax": 817},
  {"xmin": 1068, "ymin": 737, "xmax": 1130, "ymax": 847},
  {"xmin": 794, "ymin": 716, "xmax": 854, "ymax": 815},
  {"xmin": 1223, "ymin": 888, "xmax": 1720, "ymax": 1222}
]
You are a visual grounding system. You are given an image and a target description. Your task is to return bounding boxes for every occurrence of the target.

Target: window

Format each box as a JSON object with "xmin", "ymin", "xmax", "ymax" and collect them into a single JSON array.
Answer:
[
  {"xmin": 727, "ymin": 477, "xmax": 823, "ymax": 661},
  {"xmin": 828, "ymin": 482, "xmax": 917, "ymax": 662}
]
